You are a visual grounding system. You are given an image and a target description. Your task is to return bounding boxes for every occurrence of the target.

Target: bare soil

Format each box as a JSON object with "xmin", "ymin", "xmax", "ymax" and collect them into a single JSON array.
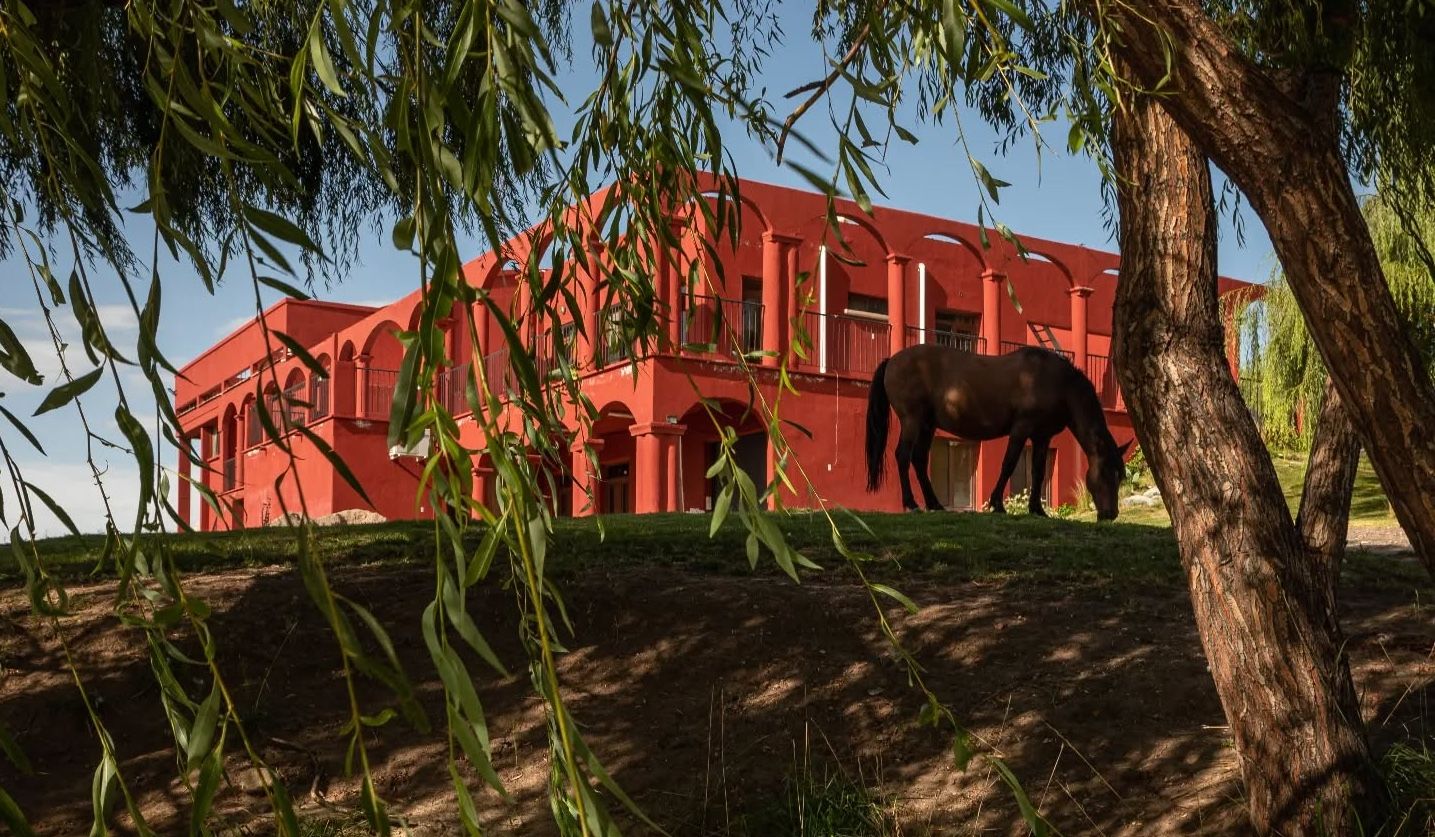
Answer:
[{"xmin": 2, "ymin": 564, "xmax": 1431, "ymax": 836}]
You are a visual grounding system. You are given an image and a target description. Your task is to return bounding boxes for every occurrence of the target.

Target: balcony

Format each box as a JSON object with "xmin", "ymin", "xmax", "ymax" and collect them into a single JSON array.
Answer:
[
  {"xmin": 222, "ymin": 457, "xmax": 236, "ymax": 492},
  {"xmin": 363, "ymin": 367, "xmax": 401, "ymax": 418},
  {"xmin": 679, "ymin": 295, "xmax": 763, "ymax": 360}
]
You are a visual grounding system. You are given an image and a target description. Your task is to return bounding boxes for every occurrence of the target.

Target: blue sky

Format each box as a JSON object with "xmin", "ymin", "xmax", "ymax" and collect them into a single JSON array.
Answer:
[{"xmin": 0, "ymin": 6, "xmax": 1279, "ymax": 536}]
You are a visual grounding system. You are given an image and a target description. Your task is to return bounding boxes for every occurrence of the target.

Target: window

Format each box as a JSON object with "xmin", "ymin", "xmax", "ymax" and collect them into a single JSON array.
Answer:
[
  {"xmin": 844, "ymin": 293, "xmax": 888, "ymax": 320},
  {"xmin": 935, "ymin": 310, "xmax": 979, "ymax": 334}
]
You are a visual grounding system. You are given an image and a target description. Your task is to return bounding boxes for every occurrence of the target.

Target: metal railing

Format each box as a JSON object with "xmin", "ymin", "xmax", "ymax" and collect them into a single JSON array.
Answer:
[
  {"xmin": 363, "ymin": 368, "xmax": 401, "ymax": 418},
  {"xmin": 311, "ymin": 377, "xmax": 330, "ymax": 420},
  {"xmin": 679, "ymin": 295, "xmax": 763, "ymax": 359},
  {"xmin": 597, "ymin": 306, "xmax": 633, "ymax": 368},
  {"xmin": 282, "ymin": 384, "xmax": 307, "ymax": 428},
  {"xmin": 933, "ymin": 331, "xmax": 984, "ymax": 353},
  {"xmin": 437, "ymin": 363, "xmax": 471, "ymax": 415},
  {"xmin": 1086, "ymin": 354, "xmax": 1120, "ymax": 409},
  {"xmin": 222, "ymin": 458, "xmax": 236, "ymax": 491},
  {"xmin": 825, "ymin": 313, "xmax": 890, "ymax": 375},
  {"xmin": 246, "ymin": 403, "xmax": 263, "ymax": 447}
]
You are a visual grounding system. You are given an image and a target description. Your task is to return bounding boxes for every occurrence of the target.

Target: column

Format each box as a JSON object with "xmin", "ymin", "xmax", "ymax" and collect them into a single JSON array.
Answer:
[
  {"xmin": 886, "ymin": 254, "xmax": 909, "ymax": 358},
  {"xmin": 663, "ymin": 435, "xmax": 681, "ymax": 512},
  {"xmin": 761, "ymin": 232, "xmax": 783, "ymax": 368},
  {"xmin": 354, "ymin": 353, "xmax": 372, "ymax": 418},
  {"xmin": 784, "ymin": 240, "xmax": 800, "ymax": 363},
  {"xmin": 980, "ymin": 269, "xmax": 1004, "ymax": 355},
  {"xmin": 577, "ymin": 260, "xmax": 598, "ymax": 371},
  {"xmin": 666, "ymin": 220, "xmax": 688, "ymax": 352},
  {"xmin": 917, "ymin": 262, "xmax": 928, "ymax": 344},
  {"xmin": 472, "ymin": 461, "xmax": 495, "ymax": 511},
  {"xmin": 630, "ymin": 424, "xmax": 664, "ymax": 514},
  {"xmin": 567, "ymin": 437, "xmax": 603, "ymax": 517},
  {"xmin": 1068, "ymin": 286, "xmax": 1093, "ymax": 372},
  {"xmin": 177, "ymin": 436, "xmax": 193, "ymax": 529},
  {"xmin": 584, "ymin": 236, "xmax": 606, "ymax": 368}
]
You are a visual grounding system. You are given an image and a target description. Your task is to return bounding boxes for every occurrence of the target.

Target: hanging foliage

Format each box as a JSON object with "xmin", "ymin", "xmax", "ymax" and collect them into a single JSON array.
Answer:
[{"xmin": 1248, "ymin": 192, "xmax": 1435, "ymax": 448}]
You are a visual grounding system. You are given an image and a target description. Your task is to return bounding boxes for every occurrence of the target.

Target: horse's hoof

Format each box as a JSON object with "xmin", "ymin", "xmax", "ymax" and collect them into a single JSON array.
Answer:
[
  {"xmin": 1030, "ymin": 509, "xmax": 1048, "ymax": 518},
  {"xmin": 988, "ymin": 505, "xmax": 1005, "ymax": 515},
  {"xmin": 904, "ymin": 506, "xmax": 923, "ymax": 514}
]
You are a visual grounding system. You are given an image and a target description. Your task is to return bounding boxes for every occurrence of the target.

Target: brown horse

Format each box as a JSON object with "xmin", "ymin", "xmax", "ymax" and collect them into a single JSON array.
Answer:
[{"xmin": 865, "ymin": 344, "xmax": 1130, "ymax": 519}]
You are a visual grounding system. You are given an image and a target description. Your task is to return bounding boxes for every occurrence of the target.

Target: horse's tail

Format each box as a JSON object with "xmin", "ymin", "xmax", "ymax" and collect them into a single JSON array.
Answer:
[{"xmin": 865, "ymin": 359, "xmax": 891, "ymax": 492}]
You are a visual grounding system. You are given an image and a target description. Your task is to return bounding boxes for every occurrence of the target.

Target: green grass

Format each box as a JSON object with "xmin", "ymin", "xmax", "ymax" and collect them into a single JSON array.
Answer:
[
  {"xmin": 3, "ymin": 447, "xmax": 1419, "ymax": 592},
  {"xmin": 6, "ymin": 508, "xmax": 1426, "ymax": 593}
]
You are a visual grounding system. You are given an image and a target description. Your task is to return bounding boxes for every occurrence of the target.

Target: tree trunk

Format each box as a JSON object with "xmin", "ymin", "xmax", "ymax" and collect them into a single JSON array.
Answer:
[
  {"xmin": 1298, "ymin": 380, "xmax": 1362, "ymax": 592},
  {"xmin": 1088, "ymin": 0, "xmax": 1435, "ymax": 575},
  {"xmin": 1110, "ymin": 82, "xmax": 1379, "ymax": 835}
]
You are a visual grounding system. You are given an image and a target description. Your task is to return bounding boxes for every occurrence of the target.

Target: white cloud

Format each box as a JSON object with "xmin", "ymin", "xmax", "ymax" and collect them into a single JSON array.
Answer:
[
  {"xmin": 2, "ymin": 458, "xmax": 141, "ymax": 537},
  {"xmin": 94, "ymin": 304, "xmax": 139, "ymax": 333}
]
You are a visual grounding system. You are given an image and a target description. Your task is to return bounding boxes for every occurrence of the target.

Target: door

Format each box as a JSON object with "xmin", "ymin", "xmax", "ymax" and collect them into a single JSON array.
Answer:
[
  {"xmin": 709, "ymin": 435, "xmax": 769, "ymax": 508},
  {"xmin": 929, "ymin": 440, "xmax": 978, "ymax": 509},
  {"xmin": 602, "ymin": 462, "xmax": 631, "ymax": 514}
]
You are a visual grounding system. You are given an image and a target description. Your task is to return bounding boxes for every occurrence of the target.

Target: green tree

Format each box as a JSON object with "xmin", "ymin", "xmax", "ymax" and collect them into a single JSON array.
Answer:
[{"xmin": 1254, "ymin": 195, "xmax": 1435, "ymax": 448}]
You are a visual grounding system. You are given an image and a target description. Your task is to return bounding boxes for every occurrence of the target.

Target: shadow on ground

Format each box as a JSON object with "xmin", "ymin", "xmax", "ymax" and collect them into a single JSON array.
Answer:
[{"xmin": 2, "ymin": 559, "xmax": 1431, "ymax": 836}]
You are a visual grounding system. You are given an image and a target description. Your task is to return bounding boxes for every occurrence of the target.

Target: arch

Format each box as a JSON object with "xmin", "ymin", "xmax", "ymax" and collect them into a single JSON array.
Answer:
[
  {"xmin": 339, "ymin": 340, "xmax": 356, "ymax": 362},
  {"xmin": 240, "ymin": 392, "xmax": 259, "ymax": 448},
  {"xmin": 696, "ymin": 189, "xmax": 773, "ymax": 237},
  {"xmin": 1021, "ymin": 248, "xmax": 1076, "ymax": 288},
  {"xmin": 588, "ymin": 400, "xmax": 639, "ymax": 515},
  {"xmin": 902, "ymin": 230, "xmax": 988, "ymax": 271},
  {"xmin": 362, "ymin": 320, "xmax": 405, "ymax": 369},
  {"xmin": 220, "ymin": 403, "xmax": 239, "ymax": 491}
]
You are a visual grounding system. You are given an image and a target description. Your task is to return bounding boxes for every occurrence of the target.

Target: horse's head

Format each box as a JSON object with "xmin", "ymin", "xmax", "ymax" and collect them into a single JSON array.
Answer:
[{"xmin": 1086, "ymin": 439, "xmax": 1132, "ymax": 521}]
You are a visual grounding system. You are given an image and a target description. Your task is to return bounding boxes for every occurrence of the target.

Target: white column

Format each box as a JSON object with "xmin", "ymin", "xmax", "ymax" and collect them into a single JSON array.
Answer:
[
  {"xmin": 818, "ymin": 245, "xmax": 828, "ymax": 374},
  {"xmin": 918, "ymin": 262, "xmax": 927, "ymax": 344}
]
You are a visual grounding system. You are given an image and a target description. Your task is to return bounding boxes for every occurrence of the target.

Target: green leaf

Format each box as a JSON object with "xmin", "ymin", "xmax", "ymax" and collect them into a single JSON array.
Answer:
[
  {"xmin": 871, "ymin": 583, "xmax": 919, "ymax": 614},
  {"xmin": 242, "ymin": 204, "xmax": 321, "ymax": 253},
  {"xmin": 591, "ymin": 1, "xmax": 613, "ymax": 47},
  {"xmin": 0, "ymin": 319, "xmax": 42, "ymax": 385},
  {"xmin": 24, "ymin": 481, "xmax": 79, "ymax": 537},
  {"xmin": 189, "ymin": 741, "xmax": 224, "ymax": 835},
  {"xmin": 0, "ymin": 784, "xmax": 36, "ymax": 837},
  {"xmin": 0, "ymin": 404, "xmax": 45, "ymax": 453},
  {"xmin": 257, "ymin": 274, "xmax": 311, "ymax": 301},
  {"xmin": 185, "ymin": 686, "xmax": 222, "ymax": 769},
  {"xmin": 709, "ymin": 484, "xmax": 733, "ymax": 536},
  {"xmin": 33, "ymin": 367, "xmax": 103, "ymax": 416},
  {"xmin": 0, "ymin": 719, "xmax": 32, "ymax": 775},
  {"xmin": 308, "ymin": 22, "xmax": 344, "ymax": 96}
]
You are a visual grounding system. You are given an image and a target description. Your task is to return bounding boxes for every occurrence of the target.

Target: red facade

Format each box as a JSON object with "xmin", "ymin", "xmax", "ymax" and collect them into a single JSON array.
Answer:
[{"xmin": 174, "ymin": 176, "xmax": 1256, "ymax": 529}]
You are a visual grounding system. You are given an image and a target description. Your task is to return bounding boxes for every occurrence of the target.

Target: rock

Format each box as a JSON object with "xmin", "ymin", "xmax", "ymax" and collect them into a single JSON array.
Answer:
[
  {"xmin": 264, "ymin": 508, "xmax": 387, "ymax": 527},
  {"xmin": 1122, "ymin": 494, "xmax": 1158, "ymax": 508}
]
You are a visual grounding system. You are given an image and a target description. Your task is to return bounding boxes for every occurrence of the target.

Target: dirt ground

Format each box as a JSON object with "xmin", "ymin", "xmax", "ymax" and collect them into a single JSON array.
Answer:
[{"xmin": 2, "ymin": 562, "xmax": 1432, "ymax": 836}]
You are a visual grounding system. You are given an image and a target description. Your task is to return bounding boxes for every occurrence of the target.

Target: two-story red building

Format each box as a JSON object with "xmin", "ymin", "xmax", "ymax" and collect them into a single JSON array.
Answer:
[{"xmin": 173, "ymin": 175, "xmax": 1256, "ymax": 529}]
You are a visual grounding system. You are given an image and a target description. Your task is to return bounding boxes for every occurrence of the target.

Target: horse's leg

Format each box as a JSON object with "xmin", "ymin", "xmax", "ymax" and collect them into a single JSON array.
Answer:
[
  {"xmin": 894, "ymin": 418, "xmax": 922, "ymax": 512},
  {"xmin": 912, "ymin": 420, "xmax": 945, "ymax": 512},
  {"xmin": 1027, "ymin": 435, "xmax": 1052, "ymax": 517},
  {"xmin": 988, "ymin": 433, "xmax": 1029, "ymax": 513}
]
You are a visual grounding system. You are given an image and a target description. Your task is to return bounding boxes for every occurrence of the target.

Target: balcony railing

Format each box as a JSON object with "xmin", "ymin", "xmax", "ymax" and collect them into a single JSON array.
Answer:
[
  {"xmin": 311, "ymin": 378, "xmax": 330, "ymax": 420},
  {"xmin": 437, "ymin": 363, "xmax": 471, "ymax": 415},
  {"xmin": 246, "ymin": 403, "xmax": 263, "ymax": 447},
  {"xmin": 222, "ymin": 458, "xmax": 236, "ymax": 492},
  {"xmin": 363, "ymin": 368, "xmax": 401, "ymax": 418},
  {"xmin": 597, "ymin": 306, "xmax": 633, "ymax": 368},
  {"xmin": 679, "ymin": 295, "xmax": 762, "ymax": 359},
  {"xmin": 1086, "ymin": 354, "xmax": 1119, "ymax": 409},
  {"xmin": 282, "ymin": 385, "xmax": 307, "ymax": 428},
  {"xmin": 933, "ymin": 330, "xmax": 984, "ymax": 354}
]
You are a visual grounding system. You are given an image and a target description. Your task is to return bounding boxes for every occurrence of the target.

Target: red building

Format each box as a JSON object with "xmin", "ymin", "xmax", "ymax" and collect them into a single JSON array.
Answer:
[{"xmin": 174, "ymin": 175, "xmax": 1256, "ymax": 529}]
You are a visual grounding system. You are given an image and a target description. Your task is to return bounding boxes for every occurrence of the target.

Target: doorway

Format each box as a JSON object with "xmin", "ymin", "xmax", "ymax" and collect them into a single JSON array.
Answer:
[{"xmin": 929, "ymin": 440, "xmax": 978, "ymax": 509}]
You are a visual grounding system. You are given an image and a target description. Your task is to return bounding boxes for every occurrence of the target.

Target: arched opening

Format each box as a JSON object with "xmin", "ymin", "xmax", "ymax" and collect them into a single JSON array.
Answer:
[
  {"xmin": 221, "ymin": 404, "xmax": 238, "ymax": 492},
  {"xmin": 339, "ymin": 340, "xmax": 356, "ymax": 362},
  {"xmin": 311, "ymin": 355, "xmax": 332, "ymax": 420},
  {"xmin": 589, "ymin": 401, "xmax": 638, "ymax": 514},
  {"xmin": 789, "ymin": 212, "xmax": 894, "ymax": 376},
  {"xmin": 242, "ymin": 393, "xmax": 260, "ymax": 448},
  {"xmin": 362, "ymin": 321, "xmax": 404, "ymax": 418},
  {"xmin": 908, "ymin": 231, "xmax": 988, "ymax": 352},
  {"xmin": 678, "ymin": 398, "xmax": 769, "ymax": 512},
  {"xmin": 282, "ymin": 369, "xmax": 307, "ymax": 429},
  {"xmin": 260, "ymin": 382, "xmax": 281, "ymax": 443}
]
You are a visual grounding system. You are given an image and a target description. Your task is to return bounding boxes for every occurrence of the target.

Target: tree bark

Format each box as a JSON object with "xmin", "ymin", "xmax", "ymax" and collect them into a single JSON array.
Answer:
[
  {"xmin": 1298, "ymin": 380, "xmax": 1362, "ymax": 592},
  {"xmin": 1087, "ymin": 0, "xmax": 1435, "ymax": 575},
  {"xmin": 1110, "ymin": 82, "xmax": 1379, "ymax": 835}
]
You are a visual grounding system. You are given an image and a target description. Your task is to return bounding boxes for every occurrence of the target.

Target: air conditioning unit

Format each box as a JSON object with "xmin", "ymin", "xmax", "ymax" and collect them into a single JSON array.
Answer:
[{"xmin": 388, "ymin": 435, "xmax": 432, "ymax": 460}]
